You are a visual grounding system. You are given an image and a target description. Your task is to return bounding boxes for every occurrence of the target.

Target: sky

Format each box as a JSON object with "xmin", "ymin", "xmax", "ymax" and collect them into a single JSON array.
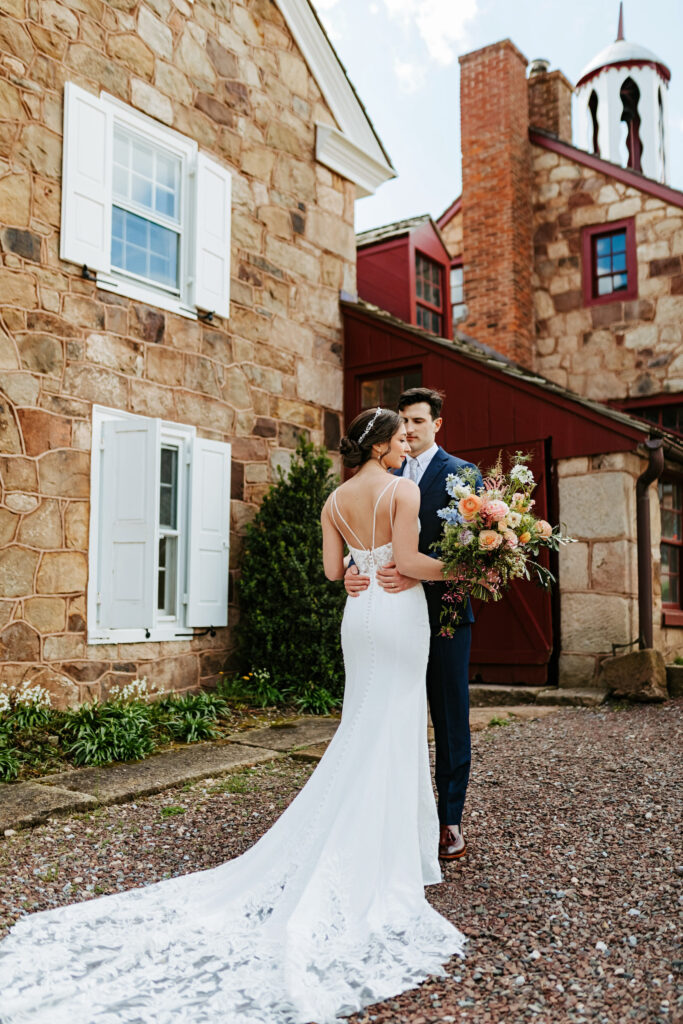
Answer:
[{"xmin": 313, "ymin": 0, "xmax": 683, "ymax": 234}]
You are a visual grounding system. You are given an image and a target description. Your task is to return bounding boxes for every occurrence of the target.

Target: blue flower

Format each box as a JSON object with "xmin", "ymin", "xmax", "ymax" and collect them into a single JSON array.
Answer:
[{"xmin": 437, "ymin": 506, "xmax": 464, "ymax": 526}]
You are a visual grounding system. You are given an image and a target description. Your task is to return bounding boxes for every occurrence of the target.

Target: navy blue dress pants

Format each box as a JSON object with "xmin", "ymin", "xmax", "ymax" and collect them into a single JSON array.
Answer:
[{"xmin": 425, "ymin": 624, "xmax": 472, "ymax": 826}]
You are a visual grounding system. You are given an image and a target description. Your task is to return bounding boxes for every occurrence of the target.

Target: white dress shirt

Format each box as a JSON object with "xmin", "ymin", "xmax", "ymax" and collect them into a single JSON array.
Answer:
[{"xmin": 402, "ymin": 443, "xmax": 439, "ymax": 485}]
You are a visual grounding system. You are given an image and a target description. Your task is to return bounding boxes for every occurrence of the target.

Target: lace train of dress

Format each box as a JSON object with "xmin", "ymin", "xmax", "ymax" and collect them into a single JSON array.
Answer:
[{"xmin": 0, "ymin": 544, "xmax": 465, "ymax": 1024}]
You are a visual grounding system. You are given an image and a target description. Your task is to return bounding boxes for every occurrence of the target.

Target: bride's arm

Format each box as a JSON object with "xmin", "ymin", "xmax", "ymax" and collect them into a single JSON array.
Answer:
[
  {"xmin": 321, "ymin": 498, "xmax": 345, "ymax": 581},
  {"xmin": 392, "ymin": 480, "xmax": 445, "ymax": 582}
]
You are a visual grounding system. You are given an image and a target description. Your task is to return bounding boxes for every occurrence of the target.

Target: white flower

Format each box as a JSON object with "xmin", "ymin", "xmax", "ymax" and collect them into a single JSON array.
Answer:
[
  {"xmin": 510, "ymin": 464, "xmax": 535, "ymax": 486},
  {"xmin": 506, "ymin": 511, "xmax": 522, "ymax": 529},
  {"xmin": 445, "ymin": 473, "xmax": 471, "ymax": 499}
]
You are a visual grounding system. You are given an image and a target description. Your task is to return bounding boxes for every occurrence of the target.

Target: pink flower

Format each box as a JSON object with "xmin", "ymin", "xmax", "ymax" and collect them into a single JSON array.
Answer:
[
  {"xmin": 537, "ymin": 519, "xmax": 553, "ymax": 538},
  {"xmin": 503, "ymin": 530, "xmax": 519, "ymax": 549},
  {"xmin": 479, "ymin": 530, "xmax": 503, "ymax": 551},
  {"xmin": 481, "ymin": 499, "xmax": 509, "ymax": 522}
]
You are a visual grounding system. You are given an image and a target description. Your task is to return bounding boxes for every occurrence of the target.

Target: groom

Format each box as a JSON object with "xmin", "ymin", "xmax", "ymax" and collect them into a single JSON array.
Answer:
[{"xmin": 345, "ymin": 387, "xmax": 481, "ymax": 861}]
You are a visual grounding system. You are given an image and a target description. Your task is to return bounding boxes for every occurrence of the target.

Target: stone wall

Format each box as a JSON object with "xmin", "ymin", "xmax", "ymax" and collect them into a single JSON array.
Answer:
[
  {"xmin": 557, "ymin": 452, "xmax": 639, "ymax": 687},
  {"xmin": 440, "ymin": 208, "xmax": 462, "ymax": 261},
  {"xmin": 531, "ymin": 143, "xmax": 683, "ymax": 400},
  {"xmin": 556, "ymin": 450, "xmax": 683, "ymax": 686},
  {"xmin": 0, "ymin": 0, "xmax": 355, "ymax": 706}
]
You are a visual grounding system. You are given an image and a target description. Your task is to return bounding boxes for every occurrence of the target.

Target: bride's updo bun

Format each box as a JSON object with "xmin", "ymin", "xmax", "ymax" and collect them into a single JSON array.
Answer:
[{"xmin": 339, "ymin": 407, "xmax": 402, "ymax": 468}]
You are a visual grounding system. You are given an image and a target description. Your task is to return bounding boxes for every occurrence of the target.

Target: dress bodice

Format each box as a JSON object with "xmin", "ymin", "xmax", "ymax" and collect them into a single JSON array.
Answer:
[{"xmin": 347, "ymin": 543, "xmax": 394, "ymax": 577}]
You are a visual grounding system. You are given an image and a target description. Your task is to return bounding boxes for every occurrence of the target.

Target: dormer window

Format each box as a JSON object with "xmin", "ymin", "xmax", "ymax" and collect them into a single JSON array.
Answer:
[{"xmin": 415, "ymin": 252, "xmax": 443, "ymax": 334}]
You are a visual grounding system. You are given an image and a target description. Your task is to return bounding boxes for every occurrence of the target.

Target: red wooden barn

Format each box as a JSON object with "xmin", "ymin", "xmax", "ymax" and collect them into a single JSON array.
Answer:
[{"xmin": 342, "ymin": 298, "xmax": 664, "ymax": 687}]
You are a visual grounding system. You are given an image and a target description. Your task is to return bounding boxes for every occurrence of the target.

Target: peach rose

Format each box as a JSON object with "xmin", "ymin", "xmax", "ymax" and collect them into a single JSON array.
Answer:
[
  {"xmin": 503, "ymin": 530, "xmax": 519, "ymax": 549},
  {"xmin": 519, "ymin": 531, "xmax": 531, "ymax": 545},
  {"xmin": 479, "ymin": 530, "xmax": 503, "ymax": 551},
  {"xmin": 537, "ymin": 519, "xmax": 553, "ymax": 538},
  {"xmin": 458, "ymin": 494, "xmax": 483, "ymax": 520},
  {"xmin": 481, "ymin": 499, "xmax": 509, "ymax": 522}
]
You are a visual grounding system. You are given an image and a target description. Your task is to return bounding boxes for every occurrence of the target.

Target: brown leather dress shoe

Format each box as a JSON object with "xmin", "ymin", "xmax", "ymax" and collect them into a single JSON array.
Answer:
[{"xmin": 439, "ymin": 825, "xmax": 467, "ymax": 861}]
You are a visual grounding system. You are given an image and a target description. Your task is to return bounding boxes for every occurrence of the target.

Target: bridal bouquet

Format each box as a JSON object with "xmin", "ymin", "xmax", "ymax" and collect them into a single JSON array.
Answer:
[{"xmin": 432, "ymin": 452, "xmax": 573, "ymax": 637}]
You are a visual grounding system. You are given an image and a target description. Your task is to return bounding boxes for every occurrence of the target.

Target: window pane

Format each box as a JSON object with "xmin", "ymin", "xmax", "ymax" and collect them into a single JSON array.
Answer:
[
  {"xmin": 159, "ymin": 447, "xmax": 178, "ymax": 529},
  {"xmin": 597, "ymin": 256, "xmax": 612, "ymax": 275},
  {"xmin": 595, "ymin": 236, "xmax": 611, "ymax": 256},
  {"xmin": 113, "ymin": 128, "xmax": 180, "ymax": 224},
  {"xmin": 613, "ymin": 273, "xmax": 627, "ymax": 291},
  {"xmin": 158, "ymin": 537, "xmax": 166, "ymax": 610},
  {"xmin": 361, "ymin": 380, "xmax": 381, "ymax": 409},
  {"xmin": 157, "ymin": 536, "xmax": 177, "ymax": 614},
  {"xmin": 597, "ymin": 276, "xmax": 613, "ymax": 295},
  {"xmin": 662, "ymin": 405, "xmax": 683, "ymax": 432},
  {"xmin": 611, "ymin": 231, "xmax": 627, "ymax": 252},
  {"xmin": 612, "ymin": 252, "xmax": 626, "ymax": 272},
  {"xmin": 111, "ymin": 208, "xmax": 179, "ymax": 289}
]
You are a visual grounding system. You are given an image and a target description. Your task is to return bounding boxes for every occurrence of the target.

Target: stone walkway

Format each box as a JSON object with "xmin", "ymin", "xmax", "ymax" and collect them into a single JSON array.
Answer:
[{"xmin": 0, "ymin": 706, "xmax": 563, "ymax": 834}]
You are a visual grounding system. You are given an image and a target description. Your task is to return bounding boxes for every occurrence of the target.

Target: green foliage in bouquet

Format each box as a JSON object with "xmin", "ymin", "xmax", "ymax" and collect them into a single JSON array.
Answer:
[{"xmin": 237, "ymin": 437, "xmax": 345, "ymax": 707}]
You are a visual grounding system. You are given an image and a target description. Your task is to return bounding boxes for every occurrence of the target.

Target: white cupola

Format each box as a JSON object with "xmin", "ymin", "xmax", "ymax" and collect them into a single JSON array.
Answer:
[{"xmin": 574, "ymin": 2, "xmax": 671, "ymax": 183}]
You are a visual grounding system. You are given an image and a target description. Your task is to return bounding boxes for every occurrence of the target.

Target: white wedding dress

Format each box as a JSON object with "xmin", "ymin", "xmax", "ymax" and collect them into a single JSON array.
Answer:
[{"xmin": 0, "ymin": 479, "xmax": 465, "ymax": 1024}]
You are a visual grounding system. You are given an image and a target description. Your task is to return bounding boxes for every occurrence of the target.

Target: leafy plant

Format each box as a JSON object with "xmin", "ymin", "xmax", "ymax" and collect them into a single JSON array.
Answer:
[
  {"xmin": 0, "ymin": 745, "xmax": 20, "ymax": 782},
  {"xmin": 60, "ymin": 700, "xmax": 157, "ymax": 766},
  {"xmin": 237, "ymin": 437, "xmax": 346, "ymax": 705},
  {"xmin": 160, "ymin": 805, "xmax": 185, "ymax": 817},
  {"xmin": 154, "ymin": 692, "xmax": 227, "ymax": 743},
  {"xmin": 217, "ymin": 669, "xmax": 283, "ymax": 708},
  {"xmin": 288, "ymin": 681, "xmax": 340, "ymax": 716}
]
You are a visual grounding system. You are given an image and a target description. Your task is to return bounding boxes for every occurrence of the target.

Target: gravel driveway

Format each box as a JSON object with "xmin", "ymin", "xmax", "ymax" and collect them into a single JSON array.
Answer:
[{"xmin": 1, "ymin": 700, "xmax": 680, "ymax": 1024}]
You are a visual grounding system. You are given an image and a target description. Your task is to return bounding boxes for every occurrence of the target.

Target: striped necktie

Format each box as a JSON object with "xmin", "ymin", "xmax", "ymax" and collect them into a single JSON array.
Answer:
[{"xmin": 406, "ymin": 457, "xmax": 419, "ymax": 483}]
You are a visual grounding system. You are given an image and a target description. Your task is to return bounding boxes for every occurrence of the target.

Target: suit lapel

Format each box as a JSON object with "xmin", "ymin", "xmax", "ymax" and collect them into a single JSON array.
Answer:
[{"xmin": 418, "ymin": 447, "xmax": 448, "ymax": 498}]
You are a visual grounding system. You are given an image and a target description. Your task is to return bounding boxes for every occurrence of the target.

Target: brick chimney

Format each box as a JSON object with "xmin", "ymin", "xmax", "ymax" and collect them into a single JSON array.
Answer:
[
  {"xmin": 459, "ymin": 39, "xmax": 534, "ymax": 367},
  {"xmin": 528, "ymin": 61, "xmax": 573, "ymax": 140}
]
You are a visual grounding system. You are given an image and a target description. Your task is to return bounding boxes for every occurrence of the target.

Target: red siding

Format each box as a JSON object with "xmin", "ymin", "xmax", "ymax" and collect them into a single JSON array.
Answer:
[{"xmin": 357, "ymin": 238, "xmax": 412, "ymax": 323}]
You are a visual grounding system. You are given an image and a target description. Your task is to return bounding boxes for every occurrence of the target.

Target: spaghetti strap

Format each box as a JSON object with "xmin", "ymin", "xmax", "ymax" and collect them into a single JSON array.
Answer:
[
  {"xmin": 331, "ymin": 490, "xmax": 367, "ymax": 551},
  {"xmin": 389, "ymin": 476, "xmax": 401, "ymax": 531},
  {"xmin": 371, "ymin": 479, "xmax": 399, "ymax": 551}
]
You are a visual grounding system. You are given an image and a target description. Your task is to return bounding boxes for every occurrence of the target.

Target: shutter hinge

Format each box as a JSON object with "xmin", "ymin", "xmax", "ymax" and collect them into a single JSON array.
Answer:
[
  {"xmin": 182, "ymin": 593, "xmax": 188, "ymax": 604},
  {"xmin": 96, "ymin": 592, "xmax": 101, "ymax": 605}
]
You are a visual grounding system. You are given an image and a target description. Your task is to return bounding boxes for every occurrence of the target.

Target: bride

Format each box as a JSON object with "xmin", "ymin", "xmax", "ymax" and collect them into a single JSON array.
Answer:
[{"xmin": 0, "ymin": 407, "xmax": 465, "ymax": 1024}]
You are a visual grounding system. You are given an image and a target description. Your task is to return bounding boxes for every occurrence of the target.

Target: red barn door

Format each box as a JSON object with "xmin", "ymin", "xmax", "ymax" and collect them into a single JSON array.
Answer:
[{"xmin": 453, "ymin": 440, "xmax": 554, "ymax": 685}]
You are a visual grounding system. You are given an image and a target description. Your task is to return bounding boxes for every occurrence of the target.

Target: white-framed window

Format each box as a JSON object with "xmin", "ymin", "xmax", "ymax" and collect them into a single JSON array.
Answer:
[
  {"xmin": 60, "ymin": 82, "xmax": 231, "ymax": 320},
  {"xmin": 88, "ymin": 405, "xmax": 231, "ymax": 645}
]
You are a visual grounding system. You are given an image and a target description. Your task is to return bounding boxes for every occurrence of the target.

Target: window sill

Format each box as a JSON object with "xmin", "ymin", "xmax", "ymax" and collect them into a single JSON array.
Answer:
[
  {"xmin": 88, "ymin": 626, "xmax": 191, "ymax": 646},
  {"xmin": 662, "ymin": 608, "xmax": 683, "ymax": 628},
  {"xmin": 96, "ymin": 272, "xmax": 199, "ymax": 321}
]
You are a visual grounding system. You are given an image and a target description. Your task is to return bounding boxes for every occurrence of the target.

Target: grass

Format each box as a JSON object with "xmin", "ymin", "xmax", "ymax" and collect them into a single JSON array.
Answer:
[
  {"xmin": 488, "ymin": 715, "xmax": 512, "ymax": 727},
  {"xmin": 207, "ymin": 773, "xmax": 254, "ymax": 795},
  {"xmin": 160, "ymin": 805, "xmax": 186, "ymax": 818}
]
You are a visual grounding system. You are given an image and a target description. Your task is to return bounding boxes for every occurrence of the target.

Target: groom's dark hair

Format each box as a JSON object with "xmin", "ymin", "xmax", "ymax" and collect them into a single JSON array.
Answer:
[{"xmin": 398, "ymin": 387, "xmax": 444, "ymax": 421}]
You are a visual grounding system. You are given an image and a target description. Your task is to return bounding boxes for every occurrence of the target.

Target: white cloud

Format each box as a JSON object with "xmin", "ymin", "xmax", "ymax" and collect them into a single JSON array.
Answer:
[
  {"xmin": 393, "ymin": 58, "xmax": 427, "ymax": 94},
  {"xmin": 382, "ymin": 0, "xmax": 479, "ymax": 66}
]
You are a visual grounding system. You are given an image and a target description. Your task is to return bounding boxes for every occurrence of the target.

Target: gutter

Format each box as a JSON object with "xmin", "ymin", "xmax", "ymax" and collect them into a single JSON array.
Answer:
[{"xmin": 636, "ymin": 435, "xmax": 665, "ymax": 649}]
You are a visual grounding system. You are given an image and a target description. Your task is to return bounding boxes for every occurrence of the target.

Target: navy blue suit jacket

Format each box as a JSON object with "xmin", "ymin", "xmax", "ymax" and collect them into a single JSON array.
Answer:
[{"xmin": 395, "ymin": 446, "xmax": 483, "ymax": 630}]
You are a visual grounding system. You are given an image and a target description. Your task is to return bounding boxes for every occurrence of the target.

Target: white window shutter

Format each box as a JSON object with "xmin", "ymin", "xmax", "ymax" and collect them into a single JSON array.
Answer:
[
  {"xmin": 60, "ymin": 82, "xmax": 112, "ymax": 273},
  {"xmin": 99, "ymin": 417, "xmax": 160, "ymax": 629},
  {"xmin": 187, "ymin": 439, "xmax": 231, "ymax": 627},
  {"xmin": 193, "ymin": 153, "xmax": 231, "ymax": 319}
]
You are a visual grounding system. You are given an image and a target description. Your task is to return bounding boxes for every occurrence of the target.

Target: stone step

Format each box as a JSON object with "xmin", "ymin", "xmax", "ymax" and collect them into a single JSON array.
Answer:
[
  {"xmin": 469, "ymin": 684, "xmax": 545, "ymax": 707},
  {"xmin": 535, "ymin": 687, "xmax": 608, "ymax": 707},
  {"xmin": 469, "ymin": 683, "xmax": 608, "ymax": 708}
]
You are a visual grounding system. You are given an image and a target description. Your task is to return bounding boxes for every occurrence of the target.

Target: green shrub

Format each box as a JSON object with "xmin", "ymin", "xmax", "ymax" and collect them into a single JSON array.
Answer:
[
  {"xmin": 60, "ymin": 700, "xmax": 157, "ymax": 766},
  {"xmin": 217, "ymin": 669, "xmax": 283, "ymax": 708},
  {"xmin": 153, "ymin": 692, "xmax": 227, "ymax": 743},
  {"xmin": 237, "ymin": 437, "xmax": 346, "ymax": 705}
]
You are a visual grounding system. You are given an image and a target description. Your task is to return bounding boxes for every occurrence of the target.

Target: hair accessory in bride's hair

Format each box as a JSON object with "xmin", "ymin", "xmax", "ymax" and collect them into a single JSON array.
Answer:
[{"xmin": 358, "ymin": 407, "xmax": 383, "ymax": 445}]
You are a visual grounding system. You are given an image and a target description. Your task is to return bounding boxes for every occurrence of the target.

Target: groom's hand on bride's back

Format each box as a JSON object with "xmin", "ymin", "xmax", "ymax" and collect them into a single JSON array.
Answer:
[{"xmin": 343, "ymin": 564, "xmax": 370, "ymax": 597}]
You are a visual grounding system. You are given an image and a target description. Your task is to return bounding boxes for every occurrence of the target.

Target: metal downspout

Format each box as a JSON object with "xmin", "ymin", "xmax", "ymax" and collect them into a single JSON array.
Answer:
[{"xmin": 636, "ymin": 435, "xmax": 664, "ymax": 649}]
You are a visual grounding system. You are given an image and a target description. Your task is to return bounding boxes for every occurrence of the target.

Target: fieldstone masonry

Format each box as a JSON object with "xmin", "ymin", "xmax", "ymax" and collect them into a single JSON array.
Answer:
[
  {"xmin": 531, "ymin": 145, "xmax": 683, "ymax": 400},
  {"xmin": 0, "ymin": 0, "xmax": 354, "ymax": 705}
]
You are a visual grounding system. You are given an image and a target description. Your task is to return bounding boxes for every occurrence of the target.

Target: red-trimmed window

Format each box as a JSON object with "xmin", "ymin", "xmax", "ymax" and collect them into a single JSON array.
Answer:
[
  {"xmin": 659, "ymin": 477, "xmax": 682, "ymax": 621},
  {"xmin": 581, "ymin": 219, "xmax": 638, "ymax": 306},
  {"xmin": 450, "ymin": 261, "xmax": 465, "ymax": 327},
  {"xmin": 615, "ymin": 394, "xmax": 683, "ymax": 439},
  {"xmin": 415, "ymin": 252, "xmax": 443, "ymax": 334},
  {"xmin": 360, "ymin": 369, "xmax": 422, "ymax": 410}
]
